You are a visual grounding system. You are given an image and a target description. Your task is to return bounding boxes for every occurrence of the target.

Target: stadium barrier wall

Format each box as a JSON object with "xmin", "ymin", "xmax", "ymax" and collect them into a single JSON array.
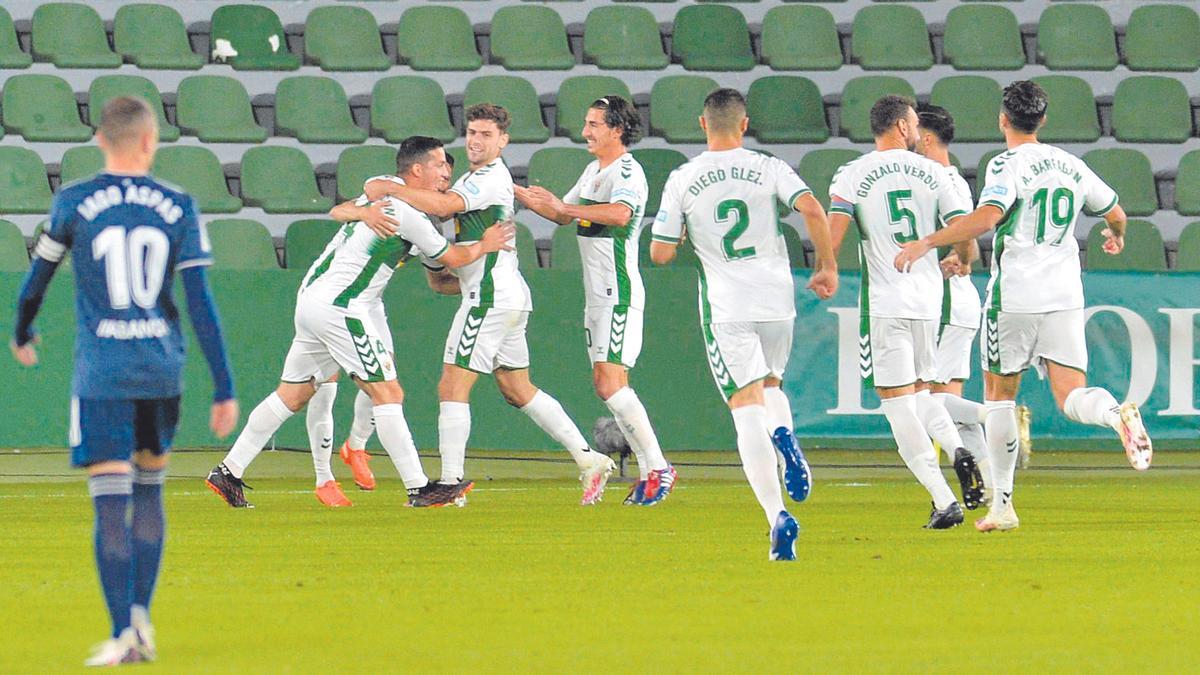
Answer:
[{"xmin": 1, "ymin": 269, "xmax": 1197, "ymax": 451}]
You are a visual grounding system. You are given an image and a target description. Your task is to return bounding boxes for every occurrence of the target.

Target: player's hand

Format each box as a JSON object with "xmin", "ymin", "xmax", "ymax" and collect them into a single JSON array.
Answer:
[
  {"xmin": 806, "ymin": 267, "xmax": 838, "ymax": 300},
  {"xmin": 9, "ymin": 337, "xmax": 39, "ymax": 367},
  {"xmin": 480, "ymin": 220, "xmax": 517, "ymax": 254},
  {"xmin": 361, "ymin": 202, "xmax": 400, "ymax": 238},
  {"xmin": 515, "ymin": 185, "xmax": 565, "ymax": 219},
  {"xmin": 939, "ymin": 251, "xmax": 963, "ymax": 279},
  {"xmin": 894, "ymin": 240, "xmax": 931, "ymax": 273},
  {"xmin": 210, "ymin": 399, "xmax": 239, "ymax": 439},
  {"xmin": 1101, "ymin": 228, "xmax": 1125, "ymax": 255}
]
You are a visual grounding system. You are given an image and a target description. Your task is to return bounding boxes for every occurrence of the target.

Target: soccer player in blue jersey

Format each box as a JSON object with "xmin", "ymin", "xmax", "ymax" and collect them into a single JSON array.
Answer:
[{"xmin": 10, "ymin": 97, "xmax": 239, "ymax": 666}]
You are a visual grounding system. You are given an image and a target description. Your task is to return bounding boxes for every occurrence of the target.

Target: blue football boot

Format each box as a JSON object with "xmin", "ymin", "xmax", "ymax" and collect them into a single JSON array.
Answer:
[
  {"xmin": 623, "ymin": 480, "xmax": 646, "ymax": 505},
  {"xmin": 769, "ymin": 511, "xmax": 799, "ymax": 561},
  {"xmin": 771, "ymin": 426, "xmax": 811, "ymax": 503}
]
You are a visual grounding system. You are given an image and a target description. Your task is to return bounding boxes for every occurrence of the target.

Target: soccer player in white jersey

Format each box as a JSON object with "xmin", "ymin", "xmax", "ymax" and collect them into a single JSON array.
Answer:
[
  {"xmin": 651, "ymin": 88, "xmax": 838, "ymax": 560},
  {"xmin": 205, "ymin": 138, "xmax": 513, "ymax": 508},
  {"xmin": 894, "ymin": 81, "xmax": 1153, "ymax": 532},
  {"xmin": 913, "ymin": 104, "xmax": 990, "ymax": 509},
  {"xmin": 359, "ymin": 104, "xmax": 616, "ymax": 505},
  {"xmin": 828, "ymin": 95, "xmax": 974, "ymax": 529},
  {"xmin": 515, "ymin": 95, "xmax": 676, "ymax": 506}
]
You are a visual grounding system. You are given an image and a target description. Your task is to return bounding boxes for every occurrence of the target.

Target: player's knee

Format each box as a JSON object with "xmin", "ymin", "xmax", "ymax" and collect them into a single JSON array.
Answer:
[
  {"xmin": 132, "ymin": 450, "xmax": 168, "ymax": 471},
  {"xmin": 275, "ymin": 382, "xmax": 315, "ymax": 412},
  {"xmin": 362, "ymin": 380, "xmax": 404, "ymax": 406},
  {"xmin": 593, "ymin": 373, "xmax": 621, "ymax": 400}
]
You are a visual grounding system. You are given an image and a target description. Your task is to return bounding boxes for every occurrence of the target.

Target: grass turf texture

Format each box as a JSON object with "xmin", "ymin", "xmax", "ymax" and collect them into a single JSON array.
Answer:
[{"xmin": 2, "ymin": 449, "xmax": 1197, "ymax": 672}]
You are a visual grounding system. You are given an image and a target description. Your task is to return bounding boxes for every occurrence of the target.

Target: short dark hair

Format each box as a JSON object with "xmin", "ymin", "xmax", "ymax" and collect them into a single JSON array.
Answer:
[
  {"xmin": 590, "ymin": 95, "xmax": 642, "ymax": 147},
  {"xmin": 98, "ymin": 96, "xmax": 155, "ymax": 148},
  {"xmin": 1002, "ymin": 80, "xmax": 1048, "ymax": 134},
  {"xmin": 916, "ymin": 103, "xmax": 955, "ymax": 145},
  {"xmin": 702, "ymin": 88, "xmax": 747, "ymax": 134},
  {"xmin": 396, "ymin": 136, "xmax": 444, "ymax": 175},
  {"xmin": 465, "ymin": 103, "xmax": 511, "ymax": 133},
  {"xmin": 444, "ymin": 151, "xmax": 455, "ymax": 169},
  {"xmin": 869, "ymin": 95, "xmax": 917, "ymax": 138}
]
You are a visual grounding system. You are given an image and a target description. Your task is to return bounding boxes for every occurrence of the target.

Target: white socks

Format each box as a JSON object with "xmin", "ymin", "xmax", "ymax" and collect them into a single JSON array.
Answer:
[
  {"xmin": 731, "ymin": 405, "xmax": 786, "ymax": 526},
  {"xmin": 373, "ymin": 403, "xmax": 428, "ymax": 489},
  {"xmin": 306, "ymin": 382, "xmax": 337, "ymax": 485},
  {"xmin": 520, "ymin": 390, "xmax": 592, "ymax": 469},
  {"xmin": 915, "ymin": 390, "xmax": 966, "ymax": 461},
  {"xmin": 984, "ymin": 400, "xmax": 1019, "ymax": 510},
  {"xmin": 224, "ymin": 393, "xmax": 294, "ymax": 478},
  {"xmin": 604, "ymin": 387, "xmax": 668, "ymax": 478},
  {"xmin": 347, "ymin": 390, "xmax": 376, "ymax": 450},
  {"xmin": 1063, "ymin": 387, "xmax": 1122, "ymax": 430},
  {"xmin": 438, "ymin": 401, "xmax": 471, "ymax": 483},
  {"xmin": 935, "ymin": 392, "xmax": 989, "ymax": 426},
  {"xmin": 881, "ymin": 395, "xmax": 956, "ymax": 510}
]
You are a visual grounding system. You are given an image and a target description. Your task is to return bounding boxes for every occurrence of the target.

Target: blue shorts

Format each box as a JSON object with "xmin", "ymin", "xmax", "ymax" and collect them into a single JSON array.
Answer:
[{"xmin": 70, "ymin": 397, "xmax": 181, "ymax": 468}]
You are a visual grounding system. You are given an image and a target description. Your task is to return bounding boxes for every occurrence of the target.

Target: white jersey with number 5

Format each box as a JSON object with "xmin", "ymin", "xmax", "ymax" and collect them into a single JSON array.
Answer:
[
  {"xmin": 829, "ymin": 149, "xmax": 973, "ymax": 320},
  {"xmin": 977, "ymin": 143, "xmax": 1118, "ymax": 314},
  {"xmin": 652, "ymin": 148, "xmax": 810, "ymax": 324}
]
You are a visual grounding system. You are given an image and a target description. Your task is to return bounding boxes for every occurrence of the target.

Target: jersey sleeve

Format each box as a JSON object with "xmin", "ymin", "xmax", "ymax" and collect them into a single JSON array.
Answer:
[
  {"xmin": 563, "ymin": 174, "xmax": 584, "ymax": 206},
  {"xmin": 651, "ymin": 171, "xmax": 685, "ymax": 243},
  {"xmin": 450, "ymin": 165, "xmax": 511, "ymax": 213},
  {"xmin": 391, "ymin": 199, "xmax": 450, "ymax": 260},
  {"xmin": 771, "ymin": 157, "xmax": 812, "ymax": 210},
  {"xmin": 1080, "ymin": 162, "xmax": 1120, "ymax": 217},
  {"xmin": 609, "ymin": 158, "xmax": 647, "ymax": 216},
  {"xmin": 33, "ymin": 193, "xmax": 75, "ymax": 263},
  {"xmin": 936, "ymin": 174, "xmax": 974, "ymax": 225},
  {"xmin": 977, "ymin": 154, "xmax": 1019, "ymax": 214},
  {"xmin": 827, "ymin": 164, "xmax": 856, "ymax": 218},
  {"xmin": 175, "ymin": 197, "xmax": 213, "ymax": 271}
]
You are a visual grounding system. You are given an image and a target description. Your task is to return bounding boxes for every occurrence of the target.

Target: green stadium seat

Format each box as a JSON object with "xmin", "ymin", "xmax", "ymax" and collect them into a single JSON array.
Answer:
[
  {"xmin": 370, "ymin": 78, "xmax": 455, "ymax": 144},
  {"xmin": 336, "ymin": 146, "xmax": 396, "ymax": 202},
  {"xmin": 31, "ymin": 3, "xmax": 121, "ymax": 68},
  {"xmin": 114, "ymin": 4, "xmax": 204, "ymax": 70},
  {"xmin": 463, "ymin": 76, "xmax": 549, "ymax": 143},
  {"xmin": 491, "ymin": 6, "xmax": 574, "ymax": 71},
  {"xmin": 515, "ymin": 222, "xmax": 539, "ymax": 270},
  {"xmin": 527, "ymin": 148, "xmax": 593, "ymax": 198},
  {"xmin": 152, "ymin": 147, "xmax": 241, "ymax": 214},
  {"xmin": 396, "ymin": 6, "xmax": 482, "ymax": 71},
  {"xmin": 761, "ymin": 6, "xmax": 842, "ymax": 71},
  {"xmin": 87, "ymin": 76, "xmax": 180, "ymax": 142},
  {"xmin": 305, "ymin": 6, "xmax": 388, "ymax": 71},
  {"xmin": 1, "ymin": 75, "xmax": 92, "ymax": 142},
  {"xmin": 779, "ymin": 224, "xmax": 808, "ymax": 269},
  {"xmin": 59, "ymin": 146, "xmax": 104, "ymax": 185},
  {"xmin": 582, "ymin": 6, "xmax": 668, "ymax": 70},
  {"xmin": 929, "ymin": 76, "xmax": 1003, "ymax": 143},
  {"xmin": 285, "ymin": 219, "xmax": 341, "ymax": 270},
  {"xmin": 631, "ymin": 148, "xmax": 687, "ymax": 216},
  {"xmin": 1175, "ymin": 222, "xmax": 1200, "ymax": 271},
  {"xmin": 747, "ymin": 76, "xmax": 828, "ymax": 144},
  {"xmin": 671, "ymin": 5, "xmax": 755, "ymax": 72},
  {"xmin": 943, "ymin": 5, "xmax": 1025, "ymax": 71},
  {"xmin": 1037, "ymin": 4, "xmax": 1117, "ymax": 70},
  {"xmin": 799, "ymin": 149, "xmax": 861, "ymax": 210},
  {"xmin": 275, "ymin": 76, "xmax": 367, "ymax": 144},
  {"xmin": 851, "ymin": 6, "xmax": 933, "ymax": 71},
  {"xmin": 835, "ymin": 220, "xmax": 861, "ymax": 271},
  {"xmin": 650, "ymin": 75, "xmax": 720, "ymax": 143},
  {"xmin": 1125, "ymin": 5, "xmax": 1200, "ymax": 72},
  {"xmin": 555, "ymin": 76, "xmax": 633, "ymax": 142},
  {"xmin": 975, "ymin": 149, "xmax": 1003, "ymax": 198},
  {"xmin": 1175, "ymin": 151, "xmax": 1200, "ymax": 216},
  {"xmin": 839, "ymin": 77, "xmax": 915, "ymax": 143},
  {"xmin": 1029, "ymin": 76, "xmax": 1099, "ymax": 143},
  {"xmin": 211, "ymin": 5, "xmax": 299, "ymax": 70},
  {"xmin": 1085, "ymin": 220, "xmax": 1165, "ymax": 271},
  {"xmin": 1111, "ymin": 77, "xmax": 1192, "ymax": 144},
  {"xmin": 176, "ymin": 76, "xmax": 269, "ymax": 143},
  {"xmin": 0, "ymin": 148, "xmax": 53, "ymax": 214},
  {"xmin": 206, "ymin": 219, "xmax": 280, "ymax": 270},
  {"xmin": 0, "ymin": 7, "xmax": 32, "ymax": 68},
  {"xmin": 241, "ymin": 147, "xmax": 333, "ymax": 214},
  {"xmin": 549, "ymin": 226, "xmax": 583, "ymax": 271},
  {"xmin": 0, "ymin": 220, "xmax": 28, "ymax": 271},
  {"xmin": 1082, "ymin": 149, "xmax": 1157, "ymax": 218}
]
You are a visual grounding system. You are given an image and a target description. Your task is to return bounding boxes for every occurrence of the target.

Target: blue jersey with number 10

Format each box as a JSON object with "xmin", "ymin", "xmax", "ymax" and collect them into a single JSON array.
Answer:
[{"xmin": 43, "ymin": 173, "xmax": 213, "ymax": 399}]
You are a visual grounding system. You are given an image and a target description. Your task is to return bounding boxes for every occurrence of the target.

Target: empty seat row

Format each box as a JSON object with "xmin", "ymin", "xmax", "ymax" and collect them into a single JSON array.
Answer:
[
  {"xmin": 3, "ymin": 72, "xmax": 1196, "ymax": 147},
  {"xmin": 2, "ymin": 4, "xmax": 1198, "ymax": 73}
]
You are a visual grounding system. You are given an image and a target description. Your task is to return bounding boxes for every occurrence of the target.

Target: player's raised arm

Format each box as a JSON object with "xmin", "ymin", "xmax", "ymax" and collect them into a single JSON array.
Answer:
[
  {"xmin": 329, "ymin": 199, "xmax": 400, "ymax": 235},
  {"xmin": 367, "ymin": 179, "xmax": 465, "ymax": 221}
]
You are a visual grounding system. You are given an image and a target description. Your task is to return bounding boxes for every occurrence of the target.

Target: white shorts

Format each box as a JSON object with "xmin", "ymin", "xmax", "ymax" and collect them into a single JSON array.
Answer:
[
  {"xmin": 983, "ymin": 308, "xmax": 1087, "ymax": 376},
  {"xmin": 282, "ymin": 296, "xmax": 397, "ymax": 385},
  {"xmin": 933, "ymin": 324, "xmax": 977, "ymax": 384},
  {"xmin": 443, "ymin": 305, "xmax": 531, "ymax": 373},
  {"xmin": 369, "ymin": 303, "xmax": 393, "ymax": 357},
  {"xmin": 702, "ymin": 320, "xmax": 792, "ymax": 401},
  {"xmin": 585, "ymin": 305, "xmax": 643, "ymax": 369},
  {"xmin": 861, "ymin": 317, "xmax": 937, "ymax": 389}
]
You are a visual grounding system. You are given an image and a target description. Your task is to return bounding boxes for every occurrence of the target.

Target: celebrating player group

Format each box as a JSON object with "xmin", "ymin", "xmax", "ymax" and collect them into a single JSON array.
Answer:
[{"xmin": 10, "ymin": 79, "xmax": 1155, "ymax": 664}]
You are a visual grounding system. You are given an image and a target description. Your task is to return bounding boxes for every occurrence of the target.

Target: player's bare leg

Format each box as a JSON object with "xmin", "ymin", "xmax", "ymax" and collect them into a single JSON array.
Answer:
[
  {"xmin": 595, "ymin": 362, "xmax": 670, "ymax": 505},
  {"xmin": 762, "ymin": 377, "xmax": 809, "ymax": 503},
  {"xmin": 931, "ymin": 378, "xmax": 990, "ymax": 506},
  {"xmin": 977, "ymin": 372, "xmax": 1021, "ymax": 532},
  {"xmin": 878, "ymin": 383, "xmax": 962, "ymax": 528},
  {"xmin": 729, "ymin": 382, "xmax": 796, "ymax": 560},
  {"xmin": 497, "ymin": 367, "xmax": 615, "ymax": 505},
  {"xmin": 1049, "ymin": 361, "xmax": 1151, "ymax": 470}
]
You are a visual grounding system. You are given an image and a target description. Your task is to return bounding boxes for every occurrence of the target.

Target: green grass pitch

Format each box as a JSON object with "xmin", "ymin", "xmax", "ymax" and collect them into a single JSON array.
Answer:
[{"xmin": 2, "ymin": 448, "xmax": 1197, "ymax": 672}]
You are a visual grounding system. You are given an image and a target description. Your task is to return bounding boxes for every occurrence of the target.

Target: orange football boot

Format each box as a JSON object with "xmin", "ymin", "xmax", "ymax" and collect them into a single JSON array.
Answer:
[
  {"xmin": 315, "ymin": 480, "xmax": 352, "ymax": 507},
  {"xmin": 339, "ymin": 441, "xmax": 376, "ymax": 490}
]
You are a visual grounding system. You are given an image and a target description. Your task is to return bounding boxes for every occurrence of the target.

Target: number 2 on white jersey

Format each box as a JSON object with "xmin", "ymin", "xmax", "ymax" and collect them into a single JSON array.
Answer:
[
  {"xmin": 92, "ymin": 225, "xmax": 170, "ymax": 310},
  {"xmin": 716, "ymin": 198, "xmax": 756, "ymax": 261}
]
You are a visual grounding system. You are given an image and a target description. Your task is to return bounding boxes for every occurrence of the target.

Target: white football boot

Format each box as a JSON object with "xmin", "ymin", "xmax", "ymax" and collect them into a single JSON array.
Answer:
[
  {"xmin": 131, "ymin": 605, "xmax": 156, "ymax": 662},
  {"xmin": 580, "ymin": 452, "xmax": 616, "ymax": 506},
  {"xmin": 975, "ymin": 499, "xmax": 1019, "ymax": 533},
  {"xmin": 84, "ymin": 627, "xmax": 141, "ymax": 667},
  {"xmin": 1117, "ymin": 403, "xmax": 1152, "ymax": 471}
]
